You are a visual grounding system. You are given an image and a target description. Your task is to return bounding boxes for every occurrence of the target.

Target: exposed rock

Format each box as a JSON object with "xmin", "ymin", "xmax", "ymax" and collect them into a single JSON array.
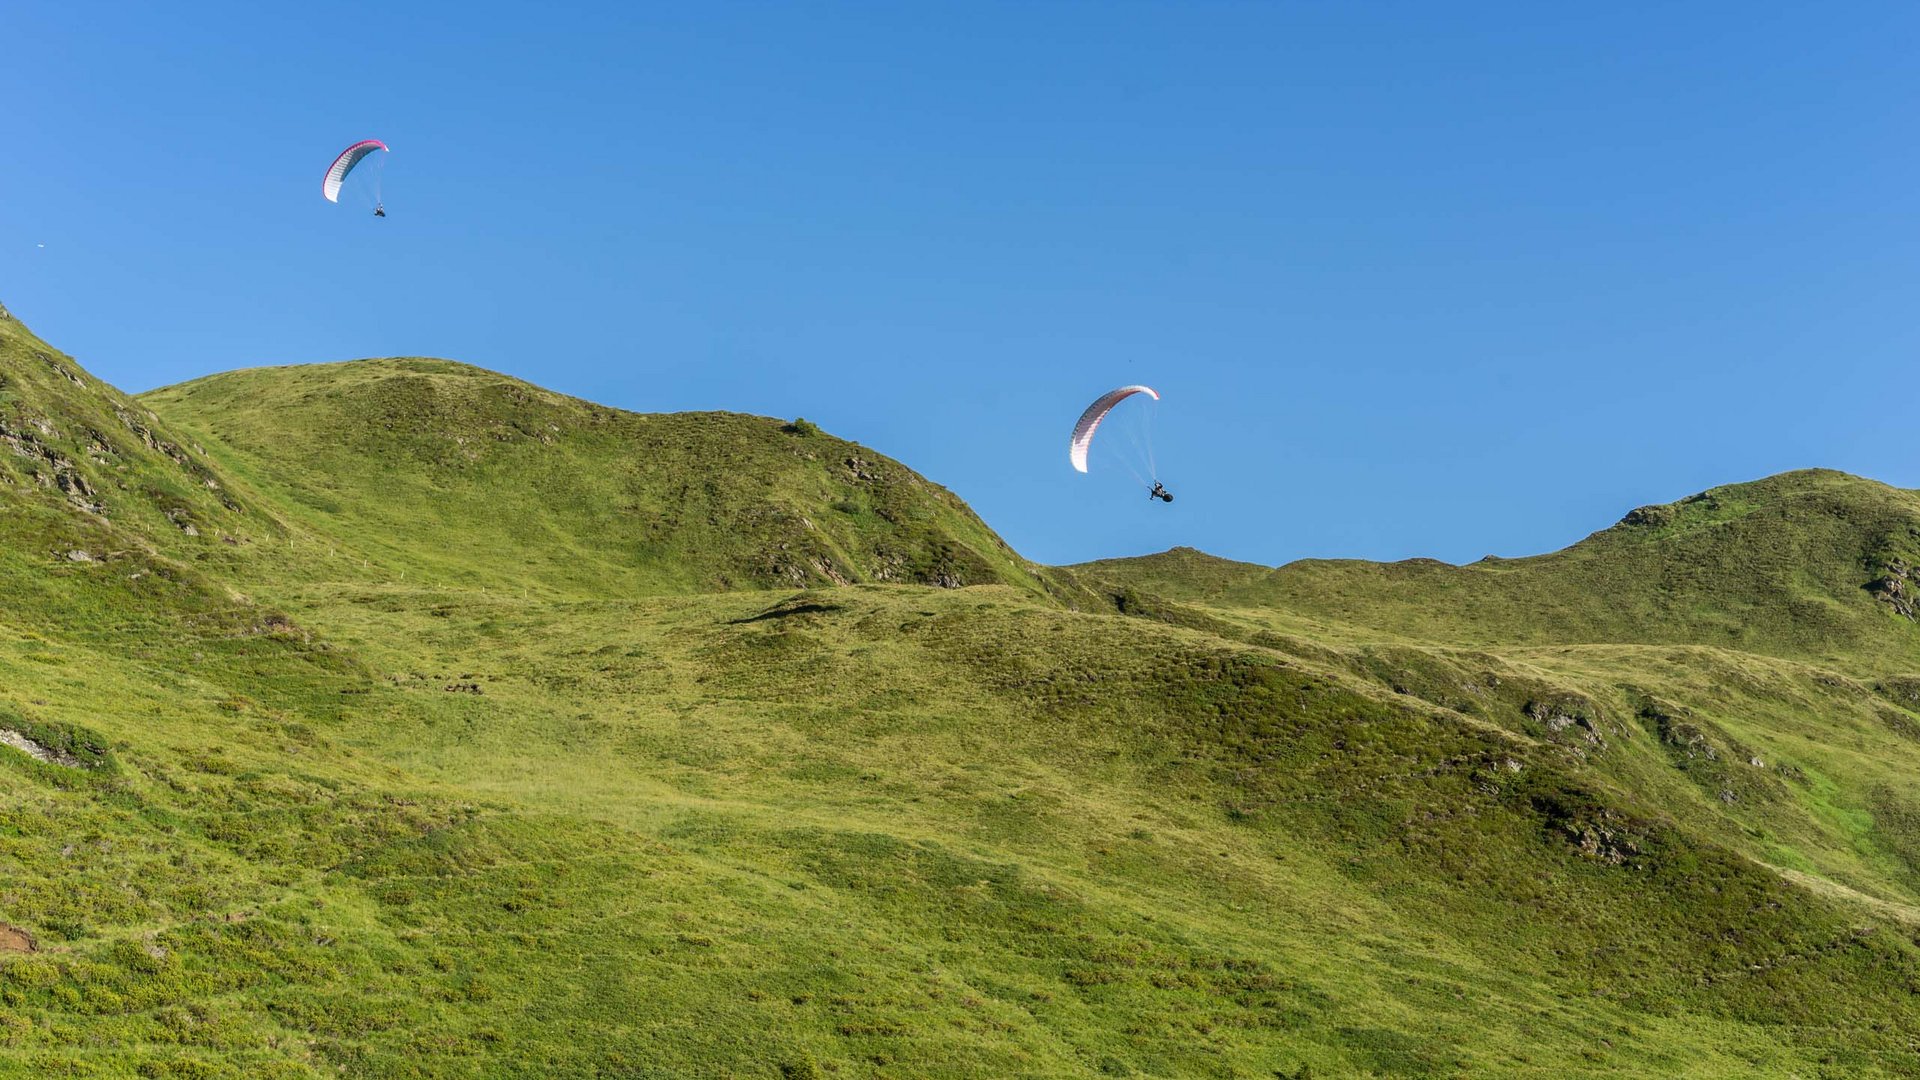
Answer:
[
  {"xmin": 55, "ymin": 469, "xmax": 96, "ymax": 503},
  {"xmin": 1639, "ymin": 698, "xmax": 1784, "ymax": 805},
  {"xmin": 868, "ymin": 551, "xmax": 906, "ymax": 583},
  {"xmin": 1621, "ymin": 504, "xmax": 1676, "ymax": 528},
  {"xmin": 37, "ymin": 351, "xmax": 84, "ymax": 386},
  {"xmin": 1866, "ymin": 559, "xmax": 1917, "ymax": 619},
  {"xmin": 64, "ymin": 550, "xmax": 93, "ymax": 563},
  {"xmin": 1876, "ymin": 676, "xmax": 1920, "ymax": 708},
  {"xmin": 1662, "ymin": 719, "xmax": 1718, "ymax": 761},
  {"xmin": 1547, "ymin": 806, "xmax": 1641, "ymax": 866},
  {"xmin": 0, "ymin": 415, "xmax": 103, "ymax": 512},
  {"xmin": 1525, "ymin": 698, "xmax": 1604, "ymax": 747},
  {"xmin": 113, "ymin": 406, "xmax": 211, "ymax": 482},
  {"xmin": 0, "ymin": 728, "xmax": 84, "ymax": 767}
]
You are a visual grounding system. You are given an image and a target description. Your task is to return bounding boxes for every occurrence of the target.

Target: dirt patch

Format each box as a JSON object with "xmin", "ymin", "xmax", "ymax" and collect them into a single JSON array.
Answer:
[
  {"xmin": 0, "ymin": 728, "xmax": 83, "ymax": 768},
  {"xmin": 0, "ymin": 924, "xmax": 35, "ymax": 953}
]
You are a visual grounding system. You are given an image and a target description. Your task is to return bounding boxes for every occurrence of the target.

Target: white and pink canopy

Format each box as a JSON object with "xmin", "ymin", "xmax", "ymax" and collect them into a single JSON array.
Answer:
[
  {"xmin": 1068, "ymin": 385, "xmax": 1158, "ymax": 473},
  {"xmin": 322, "ymin": 139, "xmax": 388, "ymax": 203}
]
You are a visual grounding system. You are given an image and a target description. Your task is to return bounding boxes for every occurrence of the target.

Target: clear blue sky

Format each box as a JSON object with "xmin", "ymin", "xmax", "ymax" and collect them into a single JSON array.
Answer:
[{"xmin": 5, "ymin": 2, "xmax": 1917, "ymax": 567}]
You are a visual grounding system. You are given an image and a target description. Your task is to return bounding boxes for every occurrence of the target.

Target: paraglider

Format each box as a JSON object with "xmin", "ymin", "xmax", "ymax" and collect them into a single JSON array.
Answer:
[
  {"xmin": 1068, "ymin": 385, "xmax": 1157, "ymax": 473},
  {"xmin": 323, "ymin": 139, "xmax": 388, "ymax": 216},
  {"xmin": 1069, "ymin": 384, "xmax": 1170, "ymax": 502}
]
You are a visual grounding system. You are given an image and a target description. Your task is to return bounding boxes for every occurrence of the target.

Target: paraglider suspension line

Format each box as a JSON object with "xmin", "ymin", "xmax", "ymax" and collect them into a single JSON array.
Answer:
[{"xmin": 1119, "ymin": 402, "xmax": 1159, "ymax": 488}]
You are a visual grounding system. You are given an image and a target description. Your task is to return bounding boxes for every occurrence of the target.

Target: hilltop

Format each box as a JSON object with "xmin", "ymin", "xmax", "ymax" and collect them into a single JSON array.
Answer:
[
  {"xmin": 0, "ymin": 303, "xmax": 1919, "ymax": 1078},
  {"xmin": 1075, "ymin": 469, "xmax": 1920, "ymax": 667},
  {"xmin": 142, "ymin": 358, "xmax": 1042, "ymax": 598}
]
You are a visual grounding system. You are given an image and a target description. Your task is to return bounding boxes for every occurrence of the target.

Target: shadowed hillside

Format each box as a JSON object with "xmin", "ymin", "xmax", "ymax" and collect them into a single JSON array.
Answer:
[{"xmin": 0, "ymin": 304, "xmax": 1918, "ymax": 1078}]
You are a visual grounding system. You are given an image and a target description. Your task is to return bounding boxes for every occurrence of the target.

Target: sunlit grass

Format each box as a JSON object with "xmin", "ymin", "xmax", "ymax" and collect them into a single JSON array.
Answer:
[{"xmin": 0, "ymin": 309, "xmax": 1915, "ymax": 1076}]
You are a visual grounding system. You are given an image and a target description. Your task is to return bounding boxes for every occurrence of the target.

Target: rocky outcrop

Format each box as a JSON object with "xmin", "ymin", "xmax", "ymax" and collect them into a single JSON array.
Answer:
[
  {"xmin": 1874, "ymin": 676, "xmax": 1920, "ymax": 711},
  {"xmin": 0, "ymin": 415, "xmax": 103, "ymax": 512},
  {"xmin": 0, "ymin": 727, "xmax": 84, "ymax": 767},
  {"xmin": 1525, "ymin": 696, "xmax": 1606, "ymax": 749},
  {"xmin": 1621, "ymin": 503, "xmax": 1676, "ymax": 528},
  {"xmin": 1534, "ymin": 791, "xmax": 1644, "ymax": 866},
  {"xmin": 1565, "ymin": 812, "xmax": 1641, "ymax": 865},
  {"xmin": 1866, "ymin": 558, "xmax": 1918, "ymax": 619},
  {"xmin": 1638, "ymin": 698, "xmax": 1791, "ymax": 805},
  {"xmin": 35, "ymin": 348, "xmax": 84, "ymax": 387}
]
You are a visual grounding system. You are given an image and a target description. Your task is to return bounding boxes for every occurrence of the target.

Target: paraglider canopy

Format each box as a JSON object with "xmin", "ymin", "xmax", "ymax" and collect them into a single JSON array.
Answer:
[
  {"xmin": 1068, "ymin": 385, "xmax": 1159, "ymax": 474},
  {"xmin": 323, "ymin": 140, "xmax": 388, "ymax": 204}
]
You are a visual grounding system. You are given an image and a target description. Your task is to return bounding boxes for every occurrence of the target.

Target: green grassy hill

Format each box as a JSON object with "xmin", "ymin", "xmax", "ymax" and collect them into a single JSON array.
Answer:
[
  {"xmin": 142, "ymin": 357, "xmax": 1042, "ymax": 598},
  {"xmin": 1073, "ymin": 469, "xmax": 1920, "ymax": 666},
  {"xmin": 2, "ymin": 303, "xmax": 1920, "ymax": 1078}
]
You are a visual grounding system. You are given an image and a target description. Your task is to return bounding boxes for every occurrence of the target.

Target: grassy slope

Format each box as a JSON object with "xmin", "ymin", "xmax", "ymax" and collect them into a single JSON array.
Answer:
[
  {"xmin": 1074, "ymin": 470, "xmax": 1920, "ymax": 668},
  {"xmin": 0, "ymin": 307, "xmax": 1916, "ymax": 1077},
  {"xmin": 141, "ymin": 359, "xmax": 1042, "ymax": 599}
]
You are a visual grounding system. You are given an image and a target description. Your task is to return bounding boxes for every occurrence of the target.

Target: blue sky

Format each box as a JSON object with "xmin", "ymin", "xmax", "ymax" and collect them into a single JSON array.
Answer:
[{"xmin": 5, "ymin": 2, "xmax": 1917, "ymax": 567}]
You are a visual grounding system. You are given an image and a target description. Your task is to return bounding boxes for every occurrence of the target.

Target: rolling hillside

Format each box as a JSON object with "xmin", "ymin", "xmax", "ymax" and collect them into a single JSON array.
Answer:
[
  {"xmin": 142, "ymin": 357, "xmax": 1042, "ymax": 598},
  {"xmin": 1072, "ymin": 469, "xmax": 1920, "ymax": 667},
  {"xmin": 1, "ymin": 302, "xmax": 1918, "ymax": 1078}
]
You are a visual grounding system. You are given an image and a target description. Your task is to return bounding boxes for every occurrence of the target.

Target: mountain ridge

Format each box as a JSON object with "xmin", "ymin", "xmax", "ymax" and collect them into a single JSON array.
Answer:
[
  {"xmin": 1073, "ymin": 469, "xmax": 1920, "ymax": 669},
  {"xmin": 3, "ymin": 302, "xmax": 1920, "ymax": 1077},
  {"xmin": 140, "ymin": 353, "xmax": 1049, "ymax": 600}
]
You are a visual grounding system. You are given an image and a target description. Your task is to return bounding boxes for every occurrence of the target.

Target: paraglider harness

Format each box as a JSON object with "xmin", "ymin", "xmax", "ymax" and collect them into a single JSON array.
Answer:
[{"xmin": 1149, "ymin": 482, "xmax": 1173, "ymax": 503}]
